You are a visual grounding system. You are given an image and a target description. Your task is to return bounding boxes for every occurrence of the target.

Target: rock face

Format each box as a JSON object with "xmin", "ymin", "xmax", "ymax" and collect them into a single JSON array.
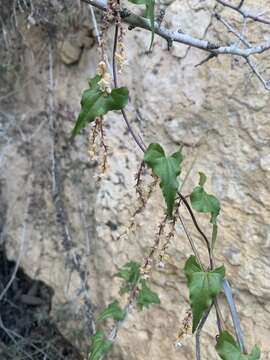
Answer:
[
  {"xmin": 59, "ymin": 28, "xmax": 95, "ymax": 65},
  {"xmin": 1, "ymin": 0, "xmax": 270, "ymax": 359}
]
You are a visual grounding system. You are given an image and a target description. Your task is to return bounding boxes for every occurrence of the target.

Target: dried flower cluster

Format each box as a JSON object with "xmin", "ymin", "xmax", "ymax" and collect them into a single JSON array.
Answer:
[{"xmin": 174, "ymin": 310, "xmax": 192, "ymax": 349}]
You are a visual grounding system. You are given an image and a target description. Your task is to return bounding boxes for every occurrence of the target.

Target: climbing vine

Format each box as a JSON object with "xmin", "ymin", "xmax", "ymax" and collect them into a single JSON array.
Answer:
[{"xmin": 71, "ymin": 0, "xmax": 263, "ymax": 359}]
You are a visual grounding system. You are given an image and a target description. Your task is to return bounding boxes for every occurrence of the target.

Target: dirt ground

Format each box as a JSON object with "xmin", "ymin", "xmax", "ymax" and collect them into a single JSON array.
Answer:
[{"xmin": 0, "ymin": 246, "xmax": 83, "ymax": 360}]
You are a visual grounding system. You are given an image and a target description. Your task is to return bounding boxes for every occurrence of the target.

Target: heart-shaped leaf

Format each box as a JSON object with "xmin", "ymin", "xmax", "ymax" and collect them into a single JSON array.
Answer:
[
  {"xmin": 190, "ymin": 172, "xmax": 220, "ymax": 224},
  {"xmin": 114, "ymin": 261, "xmax": 141, "ymax": 294},
  {"xmin": 184, "ymin": 255, "xmax": 225, "ymax": 332},
  {"xmin": 97, "ymin": 300, "xmax": 126, "ymax": 322},
  {"xmin": 136, "ymin": 280, "xmax": 160, "ymax": 310},
  {"xmin": 216, "ymin": 331, "xmax": 261, "ymax": 360},
  {"xmin": 89, "ymin": 331, "xmax": 112, "ymax": 360},
  {"xmin": 144, "ymin": 143, "xmax": 183, "ymax": 217},
  {"xmin": 72, "ymin": 74, "xmax": 129, "ymax": 137}
]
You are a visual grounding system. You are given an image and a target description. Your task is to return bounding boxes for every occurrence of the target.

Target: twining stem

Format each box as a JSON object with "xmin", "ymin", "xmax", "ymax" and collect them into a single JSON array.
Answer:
[
  {"xmin": 178, "ymin": 211, "xmax": 204, "ymax": 270},
  {"xmin": 178, "ymin": 193, "xmax": 213, "ymax": 270},
  {"xmin": 109, "ymin": 6, "xmax": 247, "ymax": 355}
]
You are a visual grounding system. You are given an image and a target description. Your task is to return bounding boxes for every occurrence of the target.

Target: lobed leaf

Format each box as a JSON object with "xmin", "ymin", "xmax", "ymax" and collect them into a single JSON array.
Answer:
[
  {"xmin": 190, "ymin": 172, "xmax": 220, "ymax": 224},
  {"xmin": 89, "ymin": 331, "xmax": 112, "ymax": 360},
  {"xmin": 97, "ymin": 300, "xmax": 126, "ymax": 322},
  {"xmin": 216, "ymin": 331, "xmax": 261, "ymax": 360},
  {"xmin": 144, "ymin": 143, "xmax": 183, "ymax": 217},
  {"xmin": 114, "ymin": 261, "xmax": 141, "ymax": 294},
  {"xmin": 72, "ymin": 74, "xmax": 129, "ymax": 137},
  {"xmin": 136, "ymin": 280, "xmax": 160, "ymax": 310},
  {"xmin": 184, "ymin": 255, "xmax": 225, "ymax": 332}
]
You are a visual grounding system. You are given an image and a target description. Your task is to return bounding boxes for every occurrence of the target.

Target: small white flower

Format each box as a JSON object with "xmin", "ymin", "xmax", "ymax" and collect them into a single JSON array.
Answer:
[
  {"xmin": 158, "ymin": 261, "xmax": 165, "ymax": 269},
  {"xmin": 175, "ymin": 341, "xmax": 183, "ymax": 349}
]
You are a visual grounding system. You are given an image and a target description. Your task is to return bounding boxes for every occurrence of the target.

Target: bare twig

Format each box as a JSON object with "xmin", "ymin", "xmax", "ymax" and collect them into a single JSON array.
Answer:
[
  {"xmin": 81, "ymin": 0, "xmax": 270, "ymax": 59},
  {"xmin": 88, "ymin": 4, "xmax": 112, "ymax": 74},
  {"xmin": 238, "ymin": 0, "xmax": 245, "ymax": 9},
  {"xmin": 195, "ymin": 53, "xmax": 217, "ymax": 67},
  {"xmin": 216, "ymin": 0, "xmax": 270, "ymax": 25},
  {"xmin": 214, "ymin": 13, "xmax": 251, "ymax": 48},
  {"xmin": 215, "ymin": 13, "xmax": 270, "ymax": 90},
  {"xmin": 48, "ymin": 41, "xmax": 56, "ymax": 195},
  {"xmin": 246, "ymin": 57, "xmax": 270, "ymax": 91},
  {"xmin": 89, "ymin": 4, "xmax": 102, "ymax": 46}
]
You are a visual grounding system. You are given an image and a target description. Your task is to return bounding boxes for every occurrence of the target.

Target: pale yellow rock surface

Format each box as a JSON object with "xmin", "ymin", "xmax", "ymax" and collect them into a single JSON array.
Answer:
[{"xmin": 1, "ymin": 0, "xmax": 270, "ymax": 359}]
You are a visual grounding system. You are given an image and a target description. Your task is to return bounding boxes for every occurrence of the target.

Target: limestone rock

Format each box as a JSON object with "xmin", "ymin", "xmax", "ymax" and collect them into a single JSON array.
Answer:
[
  {"xmin": 1, "ymin": 1, "xmax": 270, "ymax": 359},
  {"xmin": 60, "ymin": 37, "xmax": 82, "ymax": 64},
  {"xmin": 60, "ymin": 29, "xmax": 94, "ymax": 65}
]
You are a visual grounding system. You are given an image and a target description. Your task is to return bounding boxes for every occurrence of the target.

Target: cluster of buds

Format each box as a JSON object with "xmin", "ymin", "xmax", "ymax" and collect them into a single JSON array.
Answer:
[
  {"xmin": 158, "ymin": 219, "xmax": 176, "ymax": 266},
  {"xmin": 115, "ymin": 28, "xmax": 128, "ymax": 73},
  {"xmin": 158, "ymin": 200, "xmax": 180, "ymax": 267},
  {"xmin": 97, "ymin": 61, "xmax": 112, "ymax": 94},
  {"xmin": 140, "ymin": 258, "xmax": 153, "ymax": 280},
  {"xmin": 88, "ymin": 142, "xmax": 98, "ymax": 161},
  {"xmin": 87, "ymin": 117, "xmax": 109, "ymax": 181},
  {"xmin": 157, "ymin": 249, "xmax": 170, "ymax": 269},
  {"xmin": 133, "ymin": 168, "xmax": 158, "ymax": 221},
  {"xmin": 135, "ymin": 162, "xmax": 146, "ymax": 206},
  {"xmin": 174, "ymin": 310, "xmax": 192, "ymax": 349}
]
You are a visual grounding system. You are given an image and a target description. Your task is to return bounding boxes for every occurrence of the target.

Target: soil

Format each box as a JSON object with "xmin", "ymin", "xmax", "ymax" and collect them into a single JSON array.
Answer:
[{"xmin": 0, "ymin": 247, "xmax": 83, "ymax": 360}]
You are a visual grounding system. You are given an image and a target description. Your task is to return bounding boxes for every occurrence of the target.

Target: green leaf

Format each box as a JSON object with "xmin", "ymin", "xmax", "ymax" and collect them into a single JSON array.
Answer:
[
  {"xmin": 97, "ymin": 300, "xmax": 126, "ymax": 322},
  {"xmin": 114, "ymin": 261, "xmax": 141, "ymax": 294},
  {"xmin": 72, "ymin": 74, "xmax": 129, "ymax": 137},
  {"xmin": 136, "ymin": 280, "xmax": 160, "ymax": 310},
  {"xmin": 127, "ymin": 0, "xmax": 155, "ymax": 50},
  {"xmin": 198, "ymin": 171, "xmax": 207, "ymax": 187},
  {"xmin": 216, "ymin": 331, "xmax": 261, "ymax": 360},
  {"xmin": 190, "ymin": 172, "xmax": 220, "ymax": 224},
  {"xmin": 211, "ymin": 224, "xmax": 218, "ymax": 251},
  {"xmin": 146, "ymin": 0, "xmax": 155, "ymax": 50},
  {"xmin": 89, "ymin": 331, "xmax": 112, "ymax": 360},
  {"xmin": 144, "ymin": 143, "xmax": 183, "ymax": 217},
  {"xmin": 128, "ymin": 0, "xmax": 146, "ymax": 4},
  {"xmin": 184, "ymin": 255, "xmax": 225, "ymax": 333}
]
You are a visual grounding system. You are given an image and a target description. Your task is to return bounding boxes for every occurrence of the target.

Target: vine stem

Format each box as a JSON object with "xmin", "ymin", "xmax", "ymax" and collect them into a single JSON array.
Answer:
[
  {"xmin": 196, "ymin": 303, "xmax": 213, "ymax": 360},
  {"xmin": 178, "ymin": 192, "xmax": 213, "ymax": 270},
  {"xmin": 110, "ymin": 5, "xmax": 247, "ymax": 355},
  {"xmin": 112, "ymin": 17, "xmax": 146, "ymax": 153},
  {"xmin": 223, "ymin": 279, "xmax": 246, "ymax": 353},
  {"xmin": 177, "ymin": 198, "xmax": 225, "ymax": 336},
  {"xmin": 178, "ymin": 211, "xmax": 204, "ymax": 271}
]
